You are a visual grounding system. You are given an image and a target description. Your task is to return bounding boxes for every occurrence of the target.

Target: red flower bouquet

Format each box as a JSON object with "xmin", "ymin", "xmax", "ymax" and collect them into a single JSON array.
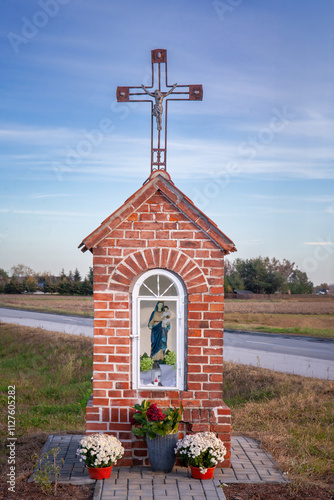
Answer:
[{"xmin": 131, "ymin": 400, "xmax": 182, "ymax": 440}]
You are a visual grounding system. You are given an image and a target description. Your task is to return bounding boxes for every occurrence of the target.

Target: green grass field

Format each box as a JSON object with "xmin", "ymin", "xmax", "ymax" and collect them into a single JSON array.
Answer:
[{"xmin": 0, "ymin": 323, "xmax": 92, "ymax": 436}]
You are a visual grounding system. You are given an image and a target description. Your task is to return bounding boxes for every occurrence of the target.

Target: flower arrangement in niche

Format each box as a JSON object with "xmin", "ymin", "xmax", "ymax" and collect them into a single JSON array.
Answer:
[
  {"xmin": 175, "ymin": 432, "xmax": 226, "ymax": 474},
  {"xmin": 160, "ymin": 349, "xmax": 176, "ymax": 368},
  {"xmin": 77, "ymin": 434, "xmax": 124, "ymax": 468},
  {"xmin": 131, "ymin": 400, "xmax": 182, "ymax": 440},
  {"xmin": 140, "ymin": 352, "xmax": 154, "ymax": 372},
  {"xmin": 140, "ymin": 350, "xmax": 176, "ymax": 371}
]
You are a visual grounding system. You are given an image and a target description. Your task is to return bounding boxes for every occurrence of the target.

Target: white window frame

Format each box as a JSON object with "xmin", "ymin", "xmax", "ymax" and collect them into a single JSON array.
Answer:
[{"xmin": 132, "ymin": 269, "xmax": 186, "ymax": 390}]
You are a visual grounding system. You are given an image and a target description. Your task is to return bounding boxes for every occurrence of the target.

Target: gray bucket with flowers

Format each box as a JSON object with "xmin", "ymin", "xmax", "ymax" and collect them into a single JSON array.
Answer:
[
  {"xmin": 147, "ymin": 432, "xmax": 179, "ymax": 472},
  {"xmin": 131, "ymin": 400, "xmax": 183, "ymax": 473}
]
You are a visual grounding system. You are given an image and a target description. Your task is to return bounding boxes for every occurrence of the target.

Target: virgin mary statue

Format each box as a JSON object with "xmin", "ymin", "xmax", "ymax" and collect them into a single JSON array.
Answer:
[{"xmin": 148, "ymin": 301, "xmax": 171, "ymax": 360}]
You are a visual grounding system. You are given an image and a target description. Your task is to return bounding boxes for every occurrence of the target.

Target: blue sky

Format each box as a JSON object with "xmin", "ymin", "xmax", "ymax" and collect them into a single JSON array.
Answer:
[{"xmin": 1, "ymin": 0, "xmax": 333, "ymax": 285}]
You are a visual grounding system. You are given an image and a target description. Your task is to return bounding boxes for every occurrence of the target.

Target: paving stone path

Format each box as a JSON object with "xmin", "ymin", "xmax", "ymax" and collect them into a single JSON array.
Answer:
[{"xmin": 30, "ymin": 434, "xmax": 288, "ymax": 499}]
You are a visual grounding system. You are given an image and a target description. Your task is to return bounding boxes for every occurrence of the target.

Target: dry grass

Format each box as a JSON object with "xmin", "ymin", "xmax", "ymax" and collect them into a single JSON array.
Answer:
[
  {"xmin": 224, "ymin": 362, "xmax": 334, "ymax": 489},
  {"xmin": 225, "ymin": 298, "xmax": 334, "ymax": 315},
  {"xmin": 1, "ymin": 294, "xmax": 333, "ymax": 337},
  {"xmin": 0, "ymin": 294, "xmax": 93, "ymax": 317},
  {"xmin": 225, "ymin": 312, "xmax": 334, "ymax": 330},
  {"xmin": 225, "ymin": 298, "xmax": 334, "ymax": 338},
  {"xmin": 1, "ymin": 294, "xmax": 333, "ymax": 316}
]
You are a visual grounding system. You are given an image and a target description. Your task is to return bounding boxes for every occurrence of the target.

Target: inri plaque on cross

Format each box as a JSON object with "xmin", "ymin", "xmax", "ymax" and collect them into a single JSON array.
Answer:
[{"xmin": 116, "ymin": 49, "xmax": 203, "ymax": 173}]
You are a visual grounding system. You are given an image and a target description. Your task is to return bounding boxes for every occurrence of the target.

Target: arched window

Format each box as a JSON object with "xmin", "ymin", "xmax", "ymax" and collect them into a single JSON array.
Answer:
[{"xmin": 132, "ymin": 269, "xmax": 186, "ymax": 390}]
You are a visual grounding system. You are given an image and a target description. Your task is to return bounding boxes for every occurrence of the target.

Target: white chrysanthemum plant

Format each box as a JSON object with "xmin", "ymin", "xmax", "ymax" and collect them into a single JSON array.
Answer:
[
  {"xmin": 77, "ymin": 434, "xmax": 124, "ymax": 468},
  {"xmin": 175, "ymin": 432, "xmax": 226, "ymax": 474}
]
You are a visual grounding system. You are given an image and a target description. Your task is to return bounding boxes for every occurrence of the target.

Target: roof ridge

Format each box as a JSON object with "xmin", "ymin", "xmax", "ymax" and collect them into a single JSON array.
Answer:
[{"xmin": 79, "ymin": 174, "xmax": 236, "ymax": 254}]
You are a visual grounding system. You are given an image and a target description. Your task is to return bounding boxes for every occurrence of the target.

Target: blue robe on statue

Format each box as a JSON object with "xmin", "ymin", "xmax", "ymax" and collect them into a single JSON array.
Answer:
[{"xmin": 148, "ymin": 302, "xmax": 171, "ymax": 358}]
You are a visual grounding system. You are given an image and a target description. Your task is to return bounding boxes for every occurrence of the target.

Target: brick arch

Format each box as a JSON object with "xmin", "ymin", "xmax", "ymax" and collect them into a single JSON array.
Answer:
[{"xmin": 108, "ymin": 248, "xmax": 208, "ymax": 294}]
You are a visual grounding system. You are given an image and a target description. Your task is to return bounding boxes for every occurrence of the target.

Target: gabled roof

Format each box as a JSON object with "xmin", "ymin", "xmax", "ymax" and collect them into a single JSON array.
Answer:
[{"xmin": 79, "ymin": 171, "xmax": 237, "ymax": 254}]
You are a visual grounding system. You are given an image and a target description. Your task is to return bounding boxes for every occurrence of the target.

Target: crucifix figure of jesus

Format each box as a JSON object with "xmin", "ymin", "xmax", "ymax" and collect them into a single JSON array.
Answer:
[
  {"xmin": 117, "ymin": 49, "xmax": 203, "ymax": 172},
  {"xmin": 141, "ymin": 83, "xmax": 178, "ymax": 131}
]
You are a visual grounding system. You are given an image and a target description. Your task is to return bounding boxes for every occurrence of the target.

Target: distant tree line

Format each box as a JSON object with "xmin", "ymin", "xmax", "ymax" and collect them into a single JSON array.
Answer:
[
  {"xmin": 224, "ymin": 257, "xmax": 314, "ymax": 294},
  {"xmin": 0, "ymin": 264, "xmax": 93, "ymax": 295},
  {"xmin": 0, "ymin": 258, "xmax": 322, "ymax": 296}
]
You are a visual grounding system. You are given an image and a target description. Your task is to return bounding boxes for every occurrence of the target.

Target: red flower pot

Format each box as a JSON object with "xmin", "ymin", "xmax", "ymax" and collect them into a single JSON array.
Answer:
[
  {"xmin": 190, "ymin": 466, "xmax": 215, "ymax": 480},
  {"xmin": 87, "ymin": 465, "xmax": 113, "ymax": 480}
]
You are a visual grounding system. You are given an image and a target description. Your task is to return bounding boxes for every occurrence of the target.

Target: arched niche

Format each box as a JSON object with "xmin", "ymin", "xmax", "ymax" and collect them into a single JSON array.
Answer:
[{"xmin": 132, "ymin": 269, "xmax": 186, "ymax": 390}]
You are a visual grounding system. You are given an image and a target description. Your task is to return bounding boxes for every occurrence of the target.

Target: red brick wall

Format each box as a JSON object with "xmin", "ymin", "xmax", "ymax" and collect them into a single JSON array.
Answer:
[{"xmin": 86, "ymin": 191, "xmax": 231, "ymax": 466}]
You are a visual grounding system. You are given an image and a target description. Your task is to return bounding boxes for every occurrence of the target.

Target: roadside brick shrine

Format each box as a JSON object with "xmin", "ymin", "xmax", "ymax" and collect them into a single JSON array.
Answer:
[
  {"xmin": 79, "ymin": 170, "xmax": 237, "ymax": 467},
  {"xmin": 79, "ymin": 48, "xmax": 237, "ymax": 467}
]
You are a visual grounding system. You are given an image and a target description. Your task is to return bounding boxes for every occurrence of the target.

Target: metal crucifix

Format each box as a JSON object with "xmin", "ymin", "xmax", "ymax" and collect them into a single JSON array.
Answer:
[{"xmin": 116, "ymin": 49, "xmax": 203, "ymax": 173}]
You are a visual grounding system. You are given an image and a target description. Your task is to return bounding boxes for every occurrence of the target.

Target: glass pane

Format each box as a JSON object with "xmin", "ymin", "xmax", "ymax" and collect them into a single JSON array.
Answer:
[
  {"xmin": 139, "ymin": 299, "xmax": 177, "ymax": 388},
  {"xmin": 159, "ymin": 274, "xmax": 177, "ymax": 296},
  {"xmin": 139, "ymin": 275, "xmax": 158, "ymax": 296},
  {"xmin": 138, "ymin": 274, "xmax": 178, "ymax": 297}
]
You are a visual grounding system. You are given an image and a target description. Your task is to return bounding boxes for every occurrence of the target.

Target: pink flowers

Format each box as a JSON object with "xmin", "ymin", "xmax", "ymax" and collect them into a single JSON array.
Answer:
[{"xmin": 146, "ymin": 403, "xmax": 166, "ymax": 421}]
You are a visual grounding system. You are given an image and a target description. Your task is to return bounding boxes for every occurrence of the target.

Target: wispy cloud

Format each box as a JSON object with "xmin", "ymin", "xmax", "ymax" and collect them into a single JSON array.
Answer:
[
  {"xmin": 11, "ymin": 209, "xmax": 103, "ymax": 218},
  {"xmin": 303, "ymin": 242, "xmax": 333, "ymax": 246},
  {"xmin": 251, "ymin": 194, "xmax": 334, "ymax": 203},
  {"xmin": 0, "ymin": 124, "xmax": 77, "ymax": 143},
  {"xmin": 30, "ymin": 193, "xmax": 82, "ymax": 199},
  {"xmin": 1, "ymin": 122, "xmax": 333, "ymax": 182}
]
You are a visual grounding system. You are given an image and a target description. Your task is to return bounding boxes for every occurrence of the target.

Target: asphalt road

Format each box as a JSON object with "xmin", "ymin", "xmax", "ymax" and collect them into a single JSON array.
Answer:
[
  {"xmin": 223, "ymin": 330, "xmax": 334, "ymax": 380},
  {"xmin": 224, "ymin": 330, "xmax": 334, "ymax": 361},
  {"xmin": 1, "ymin": 307, "xmax": 333, "ymax": 379},
  {"xmin": 0, "ymin": 307, "xmax": 94, "ymax": 336}
]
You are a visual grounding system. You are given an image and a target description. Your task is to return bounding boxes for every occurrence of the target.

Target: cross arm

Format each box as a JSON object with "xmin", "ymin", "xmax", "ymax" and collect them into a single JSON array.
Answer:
[
  {"xmin": 116, "ymin": 84, "xmax": 203, "ymax": 102},
  {"xmin": 188, "ymin": 85, "xmax": 203, "ymax": 100},
  {"xmin": 165, "ymin": 84, "xmax": 203, "ymax": 101},
  {"xmin": 116, "ymin": 86, "xmax": 155, "ymax": 102}
]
